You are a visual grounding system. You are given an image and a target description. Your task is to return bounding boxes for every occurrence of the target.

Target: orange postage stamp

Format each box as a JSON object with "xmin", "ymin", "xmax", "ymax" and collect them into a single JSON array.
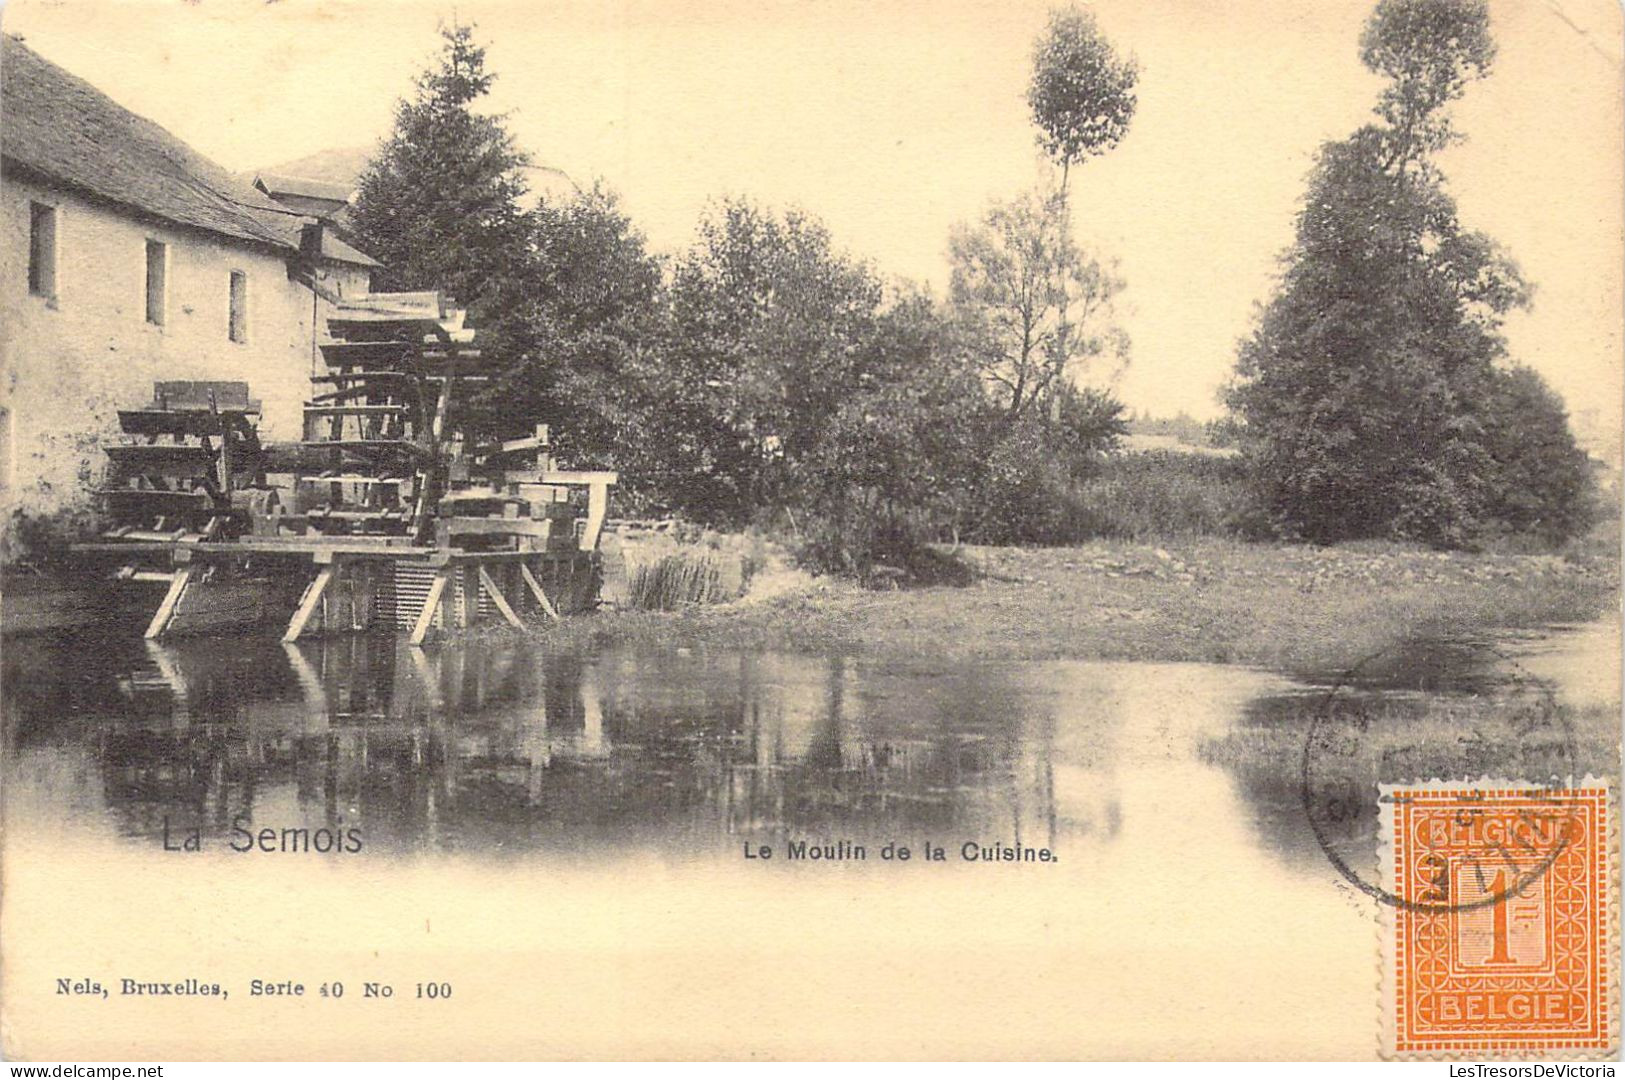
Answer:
[{"xmin": 1380, "ymin": 782, "xmax": 1615, "ymax": 1059}]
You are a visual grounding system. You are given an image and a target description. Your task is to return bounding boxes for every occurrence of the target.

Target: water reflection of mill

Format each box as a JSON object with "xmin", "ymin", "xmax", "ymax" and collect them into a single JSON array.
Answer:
[{"xmin": 4, "ymin": 635, "xmax": 1072, "ymax": 857}]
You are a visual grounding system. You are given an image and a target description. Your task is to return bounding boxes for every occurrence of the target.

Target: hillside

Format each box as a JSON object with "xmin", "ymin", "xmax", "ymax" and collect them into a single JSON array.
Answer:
[{"xmin": 249, "ymin": 145, "xmax": 375, "ymax": 189}]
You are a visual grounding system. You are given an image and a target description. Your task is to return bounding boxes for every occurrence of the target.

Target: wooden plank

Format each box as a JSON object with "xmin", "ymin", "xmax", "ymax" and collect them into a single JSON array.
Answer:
[
  {"xmin": 143, "ymin": 565, "xmax": 194, "ymax": 640},
  {"xmin": 96, "ymin": 488, "xmax": 212, "ymax": 504},
  {"xmin": 107, "ymin": 528, "xmax": 193, "ymax": 542},
  {"xmin": 438, "ymin": 489, "xmax": 526, "ymax": 505},
  {"xmin": 475, "ymin": 426, "xmax": 550, "ymax": 456},
  {"xmin": 440, "ymin": 549, "xmax": 578, "ymax": 564},
  {"xmin": 478, "ymin": 566, "xmax": 524, "ymax": 628},
  {"xmin": 318, "ymin": 340, "xmax": 413, "ymax": 365},
  {"xmin": 440, "ymin": 517, "xmax": 552, "ymax": 537},
  {"xmin": 153, "ymin": 381, "xmax": 253, "ymax": 411},
  {"xmin": 458, "ymin": 566, "xmax": 479, "ymax": 628},
  {"xmin": 104, "ymin": 444, "xmax": 214, "ymax": 468},
  {"xmin": 200, "ymin": 539, "xmax": 428, "ymax": 556},
  {"xmin": 297, "ymin": 439, "xmax": 422, "ymax": 452},
  {"xmin": 519, "ymin": 562, "xmax": 560, "ymax": 621},
  {"xmin": 293, "ymin": 475, "xmax": 409, "ymax": 487},
  {"xmin": 81, "ymin": 538, "xmax": 180, "ymax": 552},
  {"xmin": 305, "ymin": 507, "xmax": 410, "ymax": 521},
  {"xmin": 118, "ymin": 569, "xmax": 177, "ymax": 584},
  {"xmin": 505, "ymin": 475, "xmax": 569, "ymax": 492},
  {"xmin": 309, "ymin": 371, "xmax": 416, "ymax": 386},
  {"xmin": 539, "ymin": 470, "xmax": 619, "ymax": 486},
  {"xmin": 281, "ymin": 567, "xmax": 334, "ymax": 643},
  {"xmin": 117, "ymin": 410, "xmax": 236, "ymax": 437},
  {"xmin": 73, "ymin": 537, "xmax": 436, "ymax": 560},
  {"xmin": 409, "ymin": 570, "xmax": 450, "ymax": 645},
  {"xmin": 301, "ymin": 405, "xmax": 407, "ymax": 415}
]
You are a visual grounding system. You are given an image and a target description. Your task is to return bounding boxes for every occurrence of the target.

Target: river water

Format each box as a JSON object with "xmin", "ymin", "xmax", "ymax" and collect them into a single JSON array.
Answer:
[{"xmin": 1, "ymin": 622, "xmax": 1617, "ymax": 1058}]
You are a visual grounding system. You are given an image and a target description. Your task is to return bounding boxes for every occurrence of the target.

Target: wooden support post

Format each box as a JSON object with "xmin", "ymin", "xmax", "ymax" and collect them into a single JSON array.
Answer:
[
  {"xmin": 283, "ymin": 567, "xmax": 335, "ymax": 643},
  {"xmin": 519, "ymin": 562, "xmax": 560, "ymax": 621},
  {"xmin": 477, "ymin": 566, "xmax": 524, "ymax": 628},
  {"xmin": 409, "ymin": 570, "xmax": 451, "ymax": 646},
  {"xmin": 559, "ymin": 557, "xmax": 575, "ymax": 613},
  {"xmin": 580, "ymin": 481, "xmax": 609, "ymax": 551},
  {"xmin": 355, "ymin": 562, "xmax": 376, "ymax": 631},
  {"xmin": 143, "ymin": 565, "xmax": 196, "ymax": 640},
  {"xmin": 459, "ymin": 565, "xmax": 480, "ymax": 628}
]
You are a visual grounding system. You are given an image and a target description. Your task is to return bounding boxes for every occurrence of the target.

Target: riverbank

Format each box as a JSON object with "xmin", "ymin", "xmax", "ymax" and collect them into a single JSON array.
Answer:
[{"xmin": 554, "ymin": 535, "xmax": 1619, "ymax": 677}]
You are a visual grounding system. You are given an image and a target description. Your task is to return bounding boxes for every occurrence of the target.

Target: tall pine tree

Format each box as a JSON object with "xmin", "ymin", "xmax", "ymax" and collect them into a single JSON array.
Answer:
[
  {"xmin": 351, "ymin": 23, "xmax": 533, "ymax": 305},
  {"xmin": 350, "ymin": 24, "xmax": 588, "ymax": 440}
]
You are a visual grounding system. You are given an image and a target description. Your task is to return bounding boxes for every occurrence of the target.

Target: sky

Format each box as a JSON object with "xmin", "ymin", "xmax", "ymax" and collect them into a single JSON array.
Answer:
[{"xmin": 4, "ymin": 0, "xmax": 1620, "ymax": 440}]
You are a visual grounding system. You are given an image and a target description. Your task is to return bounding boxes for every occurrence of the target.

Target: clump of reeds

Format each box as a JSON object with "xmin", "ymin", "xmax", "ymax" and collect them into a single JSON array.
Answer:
[{"xmin": 626, "ymin": 551, "xmax": 735, "ymax": 610}]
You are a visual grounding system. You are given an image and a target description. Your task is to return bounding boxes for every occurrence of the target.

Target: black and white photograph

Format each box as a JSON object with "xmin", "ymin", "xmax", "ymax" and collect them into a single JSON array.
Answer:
[{"xmin": 0, "ymin": 0, "xmax": 1619, "ymax": 1063}]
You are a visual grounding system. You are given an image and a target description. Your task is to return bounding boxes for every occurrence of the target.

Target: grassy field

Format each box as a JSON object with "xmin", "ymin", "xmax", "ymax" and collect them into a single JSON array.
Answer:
[{"xmin": 544, "ymin": 533, "xmax": 1620, "ymax": 677}]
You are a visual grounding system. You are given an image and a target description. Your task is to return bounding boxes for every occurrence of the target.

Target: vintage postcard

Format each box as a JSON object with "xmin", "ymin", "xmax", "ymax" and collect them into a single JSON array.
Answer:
[{"xmin": 0, "ymin": 0, "xmax": 1619, "ymax": 1063}]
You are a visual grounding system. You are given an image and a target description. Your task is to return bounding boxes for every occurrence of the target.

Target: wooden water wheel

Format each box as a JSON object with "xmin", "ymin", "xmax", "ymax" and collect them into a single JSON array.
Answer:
[
  {"xmin": 98, "ymin": 381, "xmax": 268, "ymax": 542},
  {"xmin": 295, "ymin": 292, "xmax": 605, "ymax": 554}
]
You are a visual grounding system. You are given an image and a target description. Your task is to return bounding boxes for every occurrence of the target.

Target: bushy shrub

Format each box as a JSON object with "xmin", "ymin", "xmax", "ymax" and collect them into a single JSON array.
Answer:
[
  {"xmin": 3, "ymin": 506, "xmax": 101, "ymax": 567},
  {"xmin": 1073, "ymin": 451, "xmax": 1260, "ymax": 540},
  {"xmin": 794, "ymin": 490, "xmax": 941, "ymax": 583},
  {"xmin": 964, "ymin": 386, "xmax": 1128, "ymax": 545}
]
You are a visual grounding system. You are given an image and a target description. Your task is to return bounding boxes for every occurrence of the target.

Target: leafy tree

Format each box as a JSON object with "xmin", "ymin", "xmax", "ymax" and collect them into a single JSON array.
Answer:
[
  {"xmin": 1360, "ymin": 0, "xmax": 1494, "ymax": 166},
  {"xmin": 531, "ymin": 184, "xmax": 664, "ymax": 340},
  {"xmin": 352, "ymin": 29, "xmax": 672, "ymax": 465},
  {"xmin": 948, "ymin": 187, "xmax": 1126, "ymax": 423},
  {"xmin": 793, "ymin": 291, "xmax": 992, "ymax": 574},
  {"xmin": 1479, "ymin": 366, "xmax": 1596, "ymax": 545},
  {"xmin": 1028, "ymin": 5, "xmax": 1139, "ymax": 193},
  {"xmin": 1226, "ymin": 0, "xmax": 1589, "ymax": 547},
  {"xmin": 660, "ymin": 198, "xmax": 886, "ymax": 522},
  {"xmin": 513, "ymin": 185, "xmax": 666, "ymax": 465}
]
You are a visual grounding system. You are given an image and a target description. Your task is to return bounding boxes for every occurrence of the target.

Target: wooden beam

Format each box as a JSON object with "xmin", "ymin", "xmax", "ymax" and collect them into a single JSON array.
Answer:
[
  {"xmin": 519, "ymin": 562, "xmax": 560, "ymax": 621},
  {"xmin": 409, "ymin": 570, "xmax": 451, "ymax": 645},
  {"xmin": 281, "ymin": 642, "xmax": 330, "ymax": 716},
  {"xmin": 282, "ymin": 567, "xmax": 335, "ymax": 642},
  {"xmin": 477, "ymin": 566, "xmax": 524, "ymax": 628},
  {"xmin": 143, "ymin": 565, "xmax": 195, "ymax": 640}
]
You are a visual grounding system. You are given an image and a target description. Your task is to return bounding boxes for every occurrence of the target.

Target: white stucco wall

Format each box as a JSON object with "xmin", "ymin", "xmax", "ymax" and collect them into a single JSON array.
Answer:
[{"xmin": 1, "ymin": 174, "xmax": 371, "ymax": 556}]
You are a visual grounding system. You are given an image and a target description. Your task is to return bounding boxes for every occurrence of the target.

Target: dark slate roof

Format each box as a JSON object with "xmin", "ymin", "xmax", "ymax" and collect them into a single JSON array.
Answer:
[
  {"xmin": 302, "ymin": 227, "xmax": 380, "ymax": 269},
  {"xmin": 1, "ymin": 34, "xmax": 377, "ymax": 270}
]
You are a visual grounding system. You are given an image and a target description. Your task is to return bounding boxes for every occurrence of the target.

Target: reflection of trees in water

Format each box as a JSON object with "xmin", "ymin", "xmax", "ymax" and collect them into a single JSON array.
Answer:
[{"xmin": 3, "ymin": 635, "xmax": 1070, "ymax": 856}]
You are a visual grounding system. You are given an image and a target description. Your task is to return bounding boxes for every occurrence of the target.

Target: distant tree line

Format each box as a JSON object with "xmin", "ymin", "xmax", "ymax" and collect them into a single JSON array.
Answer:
[{"xmin": 349, "ymin": 6, "xmax": 1594, "ymax": 579}]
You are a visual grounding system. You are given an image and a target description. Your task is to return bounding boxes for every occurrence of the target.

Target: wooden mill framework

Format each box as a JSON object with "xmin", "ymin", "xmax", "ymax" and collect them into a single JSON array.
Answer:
[{"xmin": 79, "ymin": 293, "xmax": 616, "ymax": 645}]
